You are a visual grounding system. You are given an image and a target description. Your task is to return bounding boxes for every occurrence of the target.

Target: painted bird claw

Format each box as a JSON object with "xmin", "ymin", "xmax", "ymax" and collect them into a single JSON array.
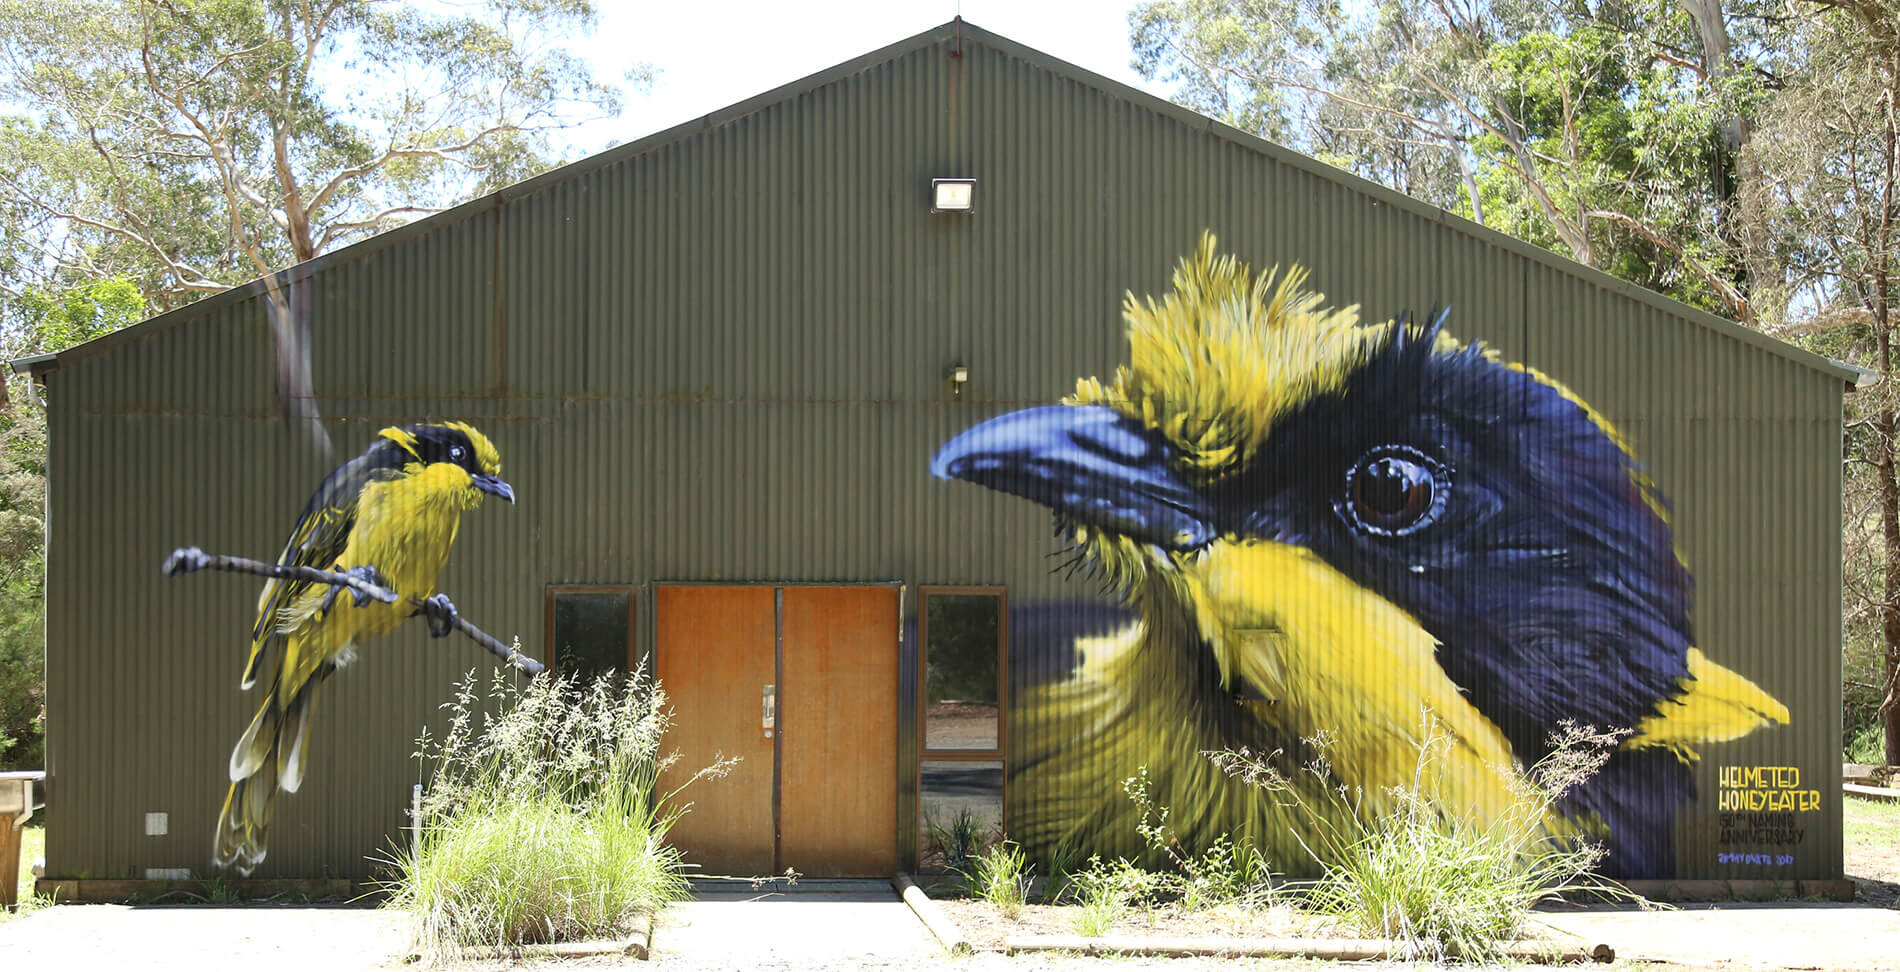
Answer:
[
  {"xmin": 420, "ymin": 593, "xmax": 458, "ymax": 638},
  {"xmin": 341, "ymin": 565, "xmax": 392, "ymax": 607},
  {"xmin": 320, "ymin": 565, "xmax": 392, "ymax": 615},
  {"xmin": 162, "ymin": 547, "xmax": 211, "ymax": 575}
]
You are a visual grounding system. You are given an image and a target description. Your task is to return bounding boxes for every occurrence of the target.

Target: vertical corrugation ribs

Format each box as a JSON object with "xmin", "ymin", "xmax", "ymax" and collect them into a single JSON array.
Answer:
[{"xmin": 39, "ymin": 31, "xmax": 1842, "ymax": 883}]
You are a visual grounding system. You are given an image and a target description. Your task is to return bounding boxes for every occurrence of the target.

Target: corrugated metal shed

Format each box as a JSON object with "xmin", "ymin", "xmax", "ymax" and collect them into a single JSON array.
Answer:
[{"xmin": 28, "ymin": 19, "xmax": 1849, "ymax": 884}]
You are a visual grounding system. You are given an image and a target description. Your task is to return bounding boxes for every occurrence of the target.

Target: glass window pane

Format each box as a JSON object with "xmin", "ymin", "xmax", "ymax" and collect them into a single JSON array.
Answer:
[
  {"xmin": 919, "ymin": 761, "xmax": 1003, "ymax": 873},
  {"xmin": 924, "ymin": 593, "xmax": 1000, "ymax": 750},
  {"xmin": 552, "ymin": 591, "xmax": 630, "ymax": 680}
]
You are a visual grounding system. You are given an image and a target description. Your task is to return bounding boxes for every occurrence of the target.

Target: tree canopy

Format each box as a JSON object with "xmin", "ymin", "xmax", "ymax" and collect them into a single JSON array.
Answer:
[{"xmin": 0, "ymin": 0, "xmax": 634, "ymax": 314}]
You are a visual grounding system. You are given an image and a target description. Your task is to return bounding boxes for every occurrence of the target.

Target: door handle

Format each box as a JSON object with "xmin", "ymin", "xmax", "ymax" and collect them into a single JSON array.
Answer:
[{"xmin": 762, "ymin": 683, "xmax": 776, "ymax": 739}]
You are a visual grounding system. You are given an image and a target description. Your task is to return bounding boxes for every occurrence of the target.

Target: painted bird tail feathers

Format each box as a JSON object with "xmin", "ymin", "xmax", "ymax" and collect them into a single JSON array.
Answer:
[
  {"xmin": 212, "ymin": 670, "xmax": 330, "ymax": 874},
  {"xmin": 212, "ymin": 763, "xmax": 277, "ymax": 875}
]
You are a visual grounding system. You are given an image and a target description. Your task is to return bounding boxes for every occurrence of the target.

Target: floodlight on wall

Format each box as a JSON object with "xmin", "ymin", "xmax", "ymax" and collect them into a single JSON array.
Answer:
[
  {"xmin": 949, "ymin": 363, "xmax": 970, "ymax": 397},
  {"xmin": 931, "ymin": 178, "xmax": 975, "ymax": 213}
]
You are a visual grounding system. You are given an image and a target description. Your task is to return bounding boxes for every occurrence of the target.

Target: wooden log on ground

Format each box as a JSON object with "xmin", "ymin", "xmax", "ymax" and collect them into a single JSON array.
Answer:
[
  {"xmin": 892, "ymin": 873, "xmax": 973, "ymax": 956},
  {"xmin": 1846, "ymin": 782, "xmax": 1900, "ymax": 804}
]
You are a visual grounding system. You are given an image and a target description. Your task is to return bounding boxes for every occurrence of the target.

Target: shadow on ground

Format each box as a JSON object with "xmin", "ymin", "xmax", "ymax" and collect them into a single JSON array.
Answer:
[{"xmin": 1850, "ymin": 870, "xmax": 1900, "ymax": 909}]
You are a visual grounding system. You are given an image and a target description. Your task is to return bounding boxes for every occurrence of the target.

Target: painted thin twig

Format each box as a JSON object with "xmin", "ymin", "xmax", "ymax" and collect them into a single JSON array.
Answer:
[{"xmin": 162, "ymin": 546, "xmax": 545, "ymax": 676}]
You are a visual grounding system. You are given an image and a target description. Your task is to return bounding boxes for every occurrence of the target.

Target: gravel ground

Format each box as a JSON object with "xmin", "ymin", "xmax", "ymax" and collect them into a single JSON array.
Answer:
[{"xmin": 1, "ymin": 795, "xmax": 1894, "ymax": 970}]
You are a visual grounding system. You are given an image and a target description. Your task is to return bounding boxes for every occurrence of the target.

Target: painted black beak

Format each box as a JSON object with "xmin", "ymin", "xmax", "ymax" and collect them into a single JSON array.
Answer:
[
  {"xmin": 473, "ymin": 474, "xmax": 516, "ymax": 504},
  {"xmin": 932, "ymin": 405, "xmax": 1214, "ymax": 550}
]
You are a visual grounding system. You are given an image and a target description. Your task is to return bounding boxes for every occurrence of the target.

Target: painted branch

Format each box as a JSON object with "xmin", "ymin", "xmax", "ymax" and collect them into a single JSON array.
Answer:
[
  {"xmin": 410, "ymin": 596, "xmax": 545, "ymax": 677},
  {"xmin": 161, "ymin": 546, "xmax": 545, "ymax": 676},
  {"xmin": 163, "ymin": 546, "xmax": 397, "ymax": 603}
]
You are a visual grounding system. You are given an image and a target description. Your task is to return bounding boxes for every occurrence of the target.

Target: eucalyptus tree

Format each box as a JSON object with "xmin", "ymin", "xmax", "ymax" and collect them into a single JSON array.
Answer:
[
  {"xmin": 0, "ymin": 0, "xmax": 635, "ymax": 310},
  {"xmin": 1741, "ymin": 0, "xmax": 1900, "ymax": 762},
  {"xmin": 1128, "ymin": 0, "xmax": 1790, "ymax": 319}
]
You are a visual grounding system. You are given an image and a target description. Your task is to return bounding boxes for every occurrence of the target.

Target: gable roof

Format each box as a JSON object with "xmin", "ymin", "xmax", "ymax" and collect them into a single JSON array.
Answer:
[{"xmin": 16, "ymin": 17, "xmax": 1863, "ymax": 388}]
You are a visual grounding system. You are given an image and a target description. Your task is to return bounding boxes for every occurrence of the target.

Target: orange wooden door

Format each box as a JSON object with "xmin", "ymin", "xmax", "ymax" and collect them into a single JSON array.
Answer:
[
  {"xmin": 655, "ymin": 586, "xmax": 777, "ymax": 876},
  {"xmin": 779, "ymin": 586, "xmax": 899, "ymax": 876}
]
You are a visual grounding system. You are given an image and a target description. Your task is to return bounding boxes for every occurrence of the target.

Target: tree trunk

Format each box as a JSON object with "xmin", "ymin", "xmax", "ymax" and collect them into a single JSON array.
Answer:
[
  {"xmin": 1875, "ymin": 41, "xmax": 1899, "ymax": 766},
  {"xmin": 1882, "ymin": 406, "xmax": 1900, "ymax": 765}
]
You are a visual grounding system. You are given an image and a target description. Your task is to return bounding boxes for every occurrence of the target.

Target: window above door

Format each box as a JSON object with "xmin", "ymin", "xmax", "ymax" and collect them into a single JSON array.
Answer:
[
  {"xmin": 545, "ymin": 585, "xmax": 638, "ymax": 680},
  {"xmin": 919, "ymin": 587, "xmax": 1006, "ymax": 756}
]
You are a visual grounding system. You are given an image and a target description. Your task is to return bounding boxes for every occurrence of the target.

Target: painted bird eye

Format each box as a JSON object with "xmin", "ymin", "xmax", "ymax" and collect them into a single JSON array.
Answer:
[
  {"xmin": 449, "ymin": 445, "xmax": 466, "ymax": 462},
  {"xmin": 1342, "ymin": 446, "xmax": 1448, "ymax": 536}
]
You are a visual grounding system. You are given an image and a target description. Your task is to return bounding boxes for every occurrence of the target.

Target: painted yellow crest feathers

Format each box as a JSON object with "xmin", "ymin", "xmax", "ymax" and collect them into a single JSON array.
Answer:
[{"xmin": 1070, "ymin": 233, "xmax": 1381, "ymax": 478}]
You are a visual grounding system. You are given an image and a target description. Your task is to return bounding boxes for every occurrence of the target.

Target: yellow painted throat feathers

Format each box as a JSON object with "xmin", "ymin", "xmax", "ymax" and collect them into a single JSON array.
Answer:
[
  {"xmin": 212, "ymin": 422, "xmax": 512, "ymax": 875},
  {"xmin": 932, "ymin": 234, "xmax": 1788, "ymax": 877}
]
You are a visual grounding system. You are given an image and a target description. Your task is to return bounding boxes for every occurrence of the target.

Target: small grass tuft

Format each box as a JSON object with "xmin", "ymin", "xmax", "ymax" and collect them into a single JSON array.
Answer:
[
  {"xmin": 968, "ymin": 839, "xmax": 1033, "ymax": 917},
  {"xmin": 1122, "ymin": 768, "xmax": 1275, "ymax": 911},
  {"xmin": 1061, "ymin": 854, "xmax": 1167, "ymax": 935}
]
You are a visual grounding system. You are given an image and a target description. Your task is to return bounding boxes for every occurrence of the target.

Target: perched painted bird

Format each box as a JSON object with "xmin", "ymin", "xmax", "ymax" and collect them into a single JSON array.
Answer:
[
  {"xmin": 932, "ymin": 234, "xmax": 1788, "ymax": 877},
  {"xmin": 212, "ymin": 422, "xmax": 514, "ymax": 873}
]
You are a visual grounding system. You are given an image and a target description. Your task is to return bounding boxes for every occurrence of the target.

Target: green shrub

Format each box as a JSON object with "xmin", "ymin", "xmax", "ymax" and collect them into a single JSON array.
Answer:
[
  {"xmin": 1846, "ymin": 721, "xmax": 1886, "ymax": 764},
  {"xmin": 1061, "ymin": 855, "xmax": 1159, "ymax": 935},
  {"xmin": 1211, "ymin": 718, "xmax": 1634, "ymax": 963},
  {"xmin": 968, "ymin": 839, "xmax": 1032, "ymax": 916},
  {"xmin": 383, "ymin": 664, "xmax": 718, "ymax": 963},
  {"xmin": 1122, "ymin": 767, "xmax": 1274, "ymax": 911}
]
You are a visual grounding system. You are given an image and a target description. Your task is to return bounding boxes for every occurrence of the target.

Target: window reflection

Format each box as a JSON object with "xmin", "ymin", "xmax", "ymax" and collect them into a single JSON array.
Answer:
[
  {"xmin": 924, "ymin": 593, "xmax": 1000, "ymax": 750},
  {"xmin": 919, "ymin": 761, "xmax": 1003, "ymax": 872},
  {"xmin": 551, "ymin": 590, "xmax": 631, "ymax": 680}
]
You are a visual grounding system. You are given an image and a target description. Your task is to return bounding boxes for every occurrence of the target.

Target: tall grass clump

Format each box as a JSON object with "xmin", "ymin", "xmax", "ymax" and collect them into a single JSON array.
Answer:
[
  {"xmin": 384, "ymin": 663, "xmax": 718, "ymax": 963},
  {"xmin": 1211, "ymin": 718, "xmax": 1632, "ymax": 963},
  {"xmin": 967, "ymin": 839, "xmax": 1032, "ymax": 916}
]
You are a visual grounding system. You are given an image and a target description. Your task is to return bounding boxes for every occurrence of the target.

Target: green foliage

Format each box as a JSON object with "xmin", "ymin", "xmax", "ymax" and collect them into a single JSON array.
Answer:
[
  {"xmin": 1846, "ymin": 722, "xmax": 1886, "ymax": 765},
  {"xmin": 921, "ymin": 807, "xmax": 986, "ymax": 876},
  {"xmin": 383, "ymin": 666, "xmax": 712, "ymax": 963},
  {"xmin": 1061, "ymin": 854, "xmax": 1165, "ymax": 935},
  {"xmin": 1844, "ymin": 790, "xmax": 1900, "ymax": 846},
  {"xmin": 1211, "ymin": 719, "xmax": 1638, "ymax": 963},
  {"xmin": 1129, "ymin": 0, "xmax": 1772, "ymax": 317},
  {"xmin": 1122, "ymin": 767, "xmax": 1274, "ymax": 910},
  {"xmin": 16, "ymin": 279, "xmax": 143, "ymax": 353},
  {"xmin": 0, "ymin": 0, "xmax": 629, "ymax": 308},
  {"xmin": 0, "ymin": 407, "xmax": 44, "ymax": 772},
  {"xmin": 0, "ymin": 276, "xmax": 126, "ymax": 773},
  {"xmin": 1749, "ymin": 7, "xmax": 1900, "ymax": 766},
  {"xmin": 923, "ymin": 594, "xmax": 999, "ymax": 705},
  {"xmin": 967, "ymin": 840, "xmax": 1032, "ymax": 917}
]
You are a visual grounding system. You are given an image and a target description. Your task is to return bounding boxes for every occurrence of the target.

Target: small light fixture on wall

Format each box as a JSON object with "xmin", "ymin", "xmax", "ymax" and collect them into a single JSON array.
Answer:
[
  {"xmin": 949, "ymin": 363, "xmax": 970, "ymax": 397},
  {"xmin": 931, "ymin": 178, "xmax": 975, "ymax": 214}
]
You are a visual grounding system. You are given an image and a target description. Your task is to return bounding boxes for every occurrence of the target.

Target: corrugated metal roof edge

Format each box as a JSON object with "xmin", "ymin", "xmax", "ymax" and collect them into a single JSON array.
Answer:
[{"xmin": 20, "ymin": 17, "xmax": 1861, "ymax": 389}]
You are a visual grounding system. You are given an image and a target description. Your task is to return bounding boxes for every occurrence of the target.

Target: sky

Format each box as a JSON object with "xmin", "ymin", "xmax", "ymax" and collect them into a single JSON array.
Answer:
[{"xmin": 562, "ymin": 1, "xmax": 1166, "ymax": 153}]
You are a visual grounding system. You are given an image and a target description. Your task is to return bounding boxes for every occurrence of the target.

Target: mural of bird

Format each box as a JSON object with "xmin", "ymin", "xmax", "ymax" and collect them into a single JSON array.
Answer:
[
  {"xmin": 932, "ymin": 234, "xmax": 1788, "ymax": 877},
  {"xmin": 212, "ymin": 422, "xmax": 514, "ymax": 874}
]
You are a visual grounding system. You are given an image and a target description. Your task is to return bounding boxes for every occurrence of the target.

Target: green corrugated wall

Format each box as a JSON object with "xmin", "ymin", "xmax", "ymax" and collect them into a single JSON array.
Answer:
[{"xmin": 36, "ymin": 20, "xmax": 1847, "ymax": 882}]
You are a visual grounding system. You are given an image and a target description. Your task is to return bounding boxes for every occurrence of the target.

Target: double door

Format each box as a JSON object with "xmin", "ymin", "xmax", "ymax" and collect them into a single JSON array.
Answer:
[{"xmin": 655, "ymin": 585, "xmax": 898, "ymax": 877}]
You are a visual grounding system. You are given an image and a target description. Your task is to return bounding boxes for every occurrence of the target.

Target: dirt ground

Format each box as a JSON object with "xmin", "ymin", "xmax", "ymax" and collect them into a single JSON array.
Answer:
[
  {"xmin": 1846, "ymin": 793, "xmax": 1900, "ymax": 907},
  {"xmin": 4, "ymin": 796, "xmax": 1897, "ymax": 970},
  {"xmin": 928, "ymin": 793, "xmax": 1900, "ymax": 961},
  {"xmin": 934, "ymin": 896, "xmax": 1346, "ymax": 947}
]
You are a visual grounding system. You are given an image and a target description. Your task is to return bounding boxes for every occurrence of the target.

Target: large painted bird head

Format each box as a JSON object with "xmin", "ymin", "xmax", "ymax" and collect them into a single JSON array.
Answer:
[
  {"xmin": 932, "ymin": 234, "xmax": 1785, "ymax": 864},
  {"xmin": 378, "ymin": 422, "xmax": 514, "ymax": 507}
]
